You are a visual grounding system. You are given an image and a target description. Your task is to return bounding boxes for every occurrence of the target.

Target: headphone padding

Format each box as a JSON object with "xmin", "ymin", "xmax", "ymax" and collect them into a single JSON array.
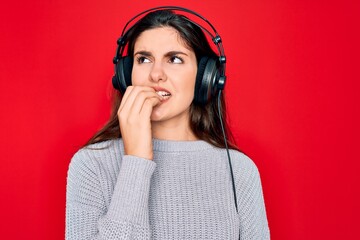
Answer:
[
  {"xmin": 195, "ymin": 56, "xmax": 218, "ymax": 105},
  {"xmin": 122, "ymin": 56, "xmax": 133, "ymax": 88},
  {"xmin": 195, "ymin": 57, "xmax": 209, "ymax": 105},
  {"xmin": 115, "ymin": 56, "xmax": 133, "ymax": 94}
]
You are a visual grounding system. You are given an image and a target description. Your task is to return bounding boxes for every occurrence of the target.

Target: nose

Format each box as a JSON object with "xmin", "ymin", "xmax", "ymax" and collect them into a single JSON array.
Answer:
[{"xmin": 149, "ymin": 61, "xmax": 167, "ymax": 82}]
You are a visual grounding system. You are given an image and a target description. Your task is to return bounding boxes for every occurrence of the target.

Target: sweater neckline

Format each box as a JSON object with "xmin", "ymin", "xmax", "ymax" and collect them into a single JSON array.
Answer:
[{"xmin": 151, "ymin": 138, "xmax": 213, "ymax": 152}]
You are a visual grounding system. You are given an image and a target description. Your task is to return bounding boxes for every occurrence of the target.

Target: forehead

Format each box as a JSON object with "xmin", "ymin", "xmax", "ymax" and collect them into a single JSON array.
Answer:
[{"xmin": 134, "ymin": 27, "xmax": 192, "ymax": 52}]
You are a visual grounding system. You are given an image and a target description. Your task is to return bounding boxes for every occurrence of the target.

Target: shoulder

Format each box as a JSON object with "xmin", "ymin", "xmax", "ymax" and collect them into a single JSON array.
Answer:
[
  {"xmin": 220, "ymin": 148, "xmax": 262, "ymax": 187},
  {"xmin": 204, "ymin": 145, "xmax": 260, "ymax": 179},
  {"xmin": 228, "ymin": 149, "xmax": 259, "ymax": 174},
  {"xmin": 68, "ymin": 139, "xmax": 124, "ymax": 178},
  {"xmin": 209, "ymin": 146, "xmax": 259, "ymax": 173},
  {"xmin": 224, "ymin": 149, "xmax": 266, "ymax": 199},
  {"xmin": 72, "ymin": 139, "xmax": 123, "ymax": 160}
]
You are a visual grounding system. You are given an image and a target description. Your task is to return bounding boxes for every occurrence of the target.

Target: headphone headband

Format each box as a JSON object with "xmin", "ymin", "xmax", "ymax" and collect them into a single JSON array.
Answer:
[{"xmin": 113, "ymin": 6, "xmax": 226, "ymax": 76}]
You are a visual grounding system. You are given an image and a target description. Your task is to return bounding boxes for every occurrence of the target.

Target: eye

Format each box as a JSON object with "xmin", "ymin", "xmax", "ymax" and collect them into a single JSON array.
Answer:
[
  {"xmin": 136, "ymin": 56, "xmax": 151, "ymax": 64},
  {"xmin": 169, "ymin": 55, "xmax": 183, "ymax": 64}
]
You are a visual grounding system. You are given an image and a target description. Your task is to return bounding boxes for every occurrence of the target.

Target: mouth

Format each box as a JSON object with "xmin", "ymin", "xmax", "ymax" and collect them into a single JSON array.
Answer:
[{"xmin": 156, "ymin": 90, "xmax": 172, "ymax": 100}]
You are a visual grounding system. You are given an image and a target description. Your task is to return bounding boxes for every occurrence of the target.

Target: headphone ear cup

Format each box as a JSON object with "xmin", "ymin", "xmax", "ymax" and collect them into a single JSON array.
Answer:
[
  {"xmin": 195, "ymin": 56, "xmax": 219, "ymax": 105},
  {"xmin": 194, "ymin": 57, "xmax": 209, "ymax": 105},
  {"xmin": 113, "ymin": 56, "xmax": 133, "ymax": 94}
]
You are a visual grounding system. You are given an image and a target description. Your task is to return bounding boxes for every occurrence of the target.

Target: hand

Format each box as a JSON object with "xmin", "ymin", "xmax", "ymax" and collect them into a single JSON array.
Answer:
[{"xmin": 118, "ymin": 86, "xmax": 163, "ymax": 160}]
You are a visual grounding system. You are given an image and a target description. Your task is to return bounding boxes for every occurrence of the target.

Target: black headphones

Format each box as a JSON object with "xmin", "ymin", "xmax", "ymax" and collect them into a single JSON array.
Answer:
[{"xmin": 112, "ymin": 6, "xmax": 227, "ymax": 105}]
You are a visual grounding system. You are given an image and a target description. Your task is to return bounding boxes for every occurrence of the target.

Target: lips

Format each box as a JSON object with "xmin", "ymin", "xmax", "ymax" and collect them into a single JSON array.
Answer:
[{"xmin": 154, "ymin": 87, "xmax": 172, "ymax": 100}]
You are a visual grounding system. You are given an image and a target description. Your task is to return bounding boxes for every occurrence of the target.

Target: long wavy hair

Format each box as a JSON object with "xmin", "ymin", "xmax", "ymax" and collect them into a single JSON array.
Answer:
[{"xmin": 85, "ymin": 9, "xmax": 238, "ymax": 150}]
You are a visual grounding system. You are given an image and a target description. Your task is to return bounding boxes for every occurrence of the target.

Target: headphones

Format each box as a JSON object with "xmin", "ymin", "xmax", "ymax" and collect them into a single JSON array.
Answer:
[{"xmin": 112, "ymin": 6, "xmax": 227, "ymax": 105}]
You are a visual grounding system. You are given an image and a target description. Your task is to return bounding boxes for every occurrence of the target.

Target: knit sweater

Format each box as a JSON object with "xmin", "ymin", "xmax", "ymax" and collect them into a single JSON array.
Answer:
[{"xmin": 66, "ymin": 139, "xmax": 270, "ymax": 239}]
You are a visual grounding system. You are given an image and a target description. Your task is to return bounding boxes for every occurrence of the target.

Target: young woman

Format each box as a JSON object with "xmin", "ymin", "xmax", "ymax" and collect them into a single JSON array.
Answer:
[{"xmin": 66, "ymin": 7, "xmax": 270, "ymax": 239}]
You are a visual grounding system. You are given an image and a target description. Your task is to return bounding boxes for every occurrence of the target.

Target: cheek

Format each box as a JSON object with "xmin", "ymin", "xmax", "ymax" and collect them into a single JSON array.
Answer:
[
  {"xmin": 131, "ymin": 65, "xmax": 148, "ymax": 85},
  {"xmin": 176, "ymin": 71, "xmax": 197, "ymax": 101},
  {"xmin": 186, "ymin": 68, "xmax": 197, "ymax": 94},
  {"xmin": 186, "ymin": 80, "xmax": 196, "ymax": 99}
]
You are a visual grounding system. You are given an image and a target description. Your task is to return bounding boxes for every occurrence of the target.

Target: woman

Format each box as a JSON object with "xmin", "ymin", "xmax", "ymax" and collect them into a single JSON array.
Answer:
[{"xmin": 66, "ymin": 7, "xmax": 270, "ymax": 239}]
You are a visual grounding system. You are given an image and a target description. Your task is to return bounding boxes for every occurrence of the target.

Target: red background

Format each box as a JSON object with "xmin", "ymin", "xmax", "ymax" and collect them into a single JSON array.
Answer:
[{"xmin": 1, "ymin": 0, "xmax": 359, "ymax": 239}]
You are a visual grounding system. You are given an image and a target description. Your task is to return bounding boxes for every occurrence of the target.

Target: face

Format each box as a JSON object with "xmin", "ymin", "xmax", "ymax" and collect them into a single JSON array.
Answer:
[{"xmin": 131, "ymin": 27, "xmax": 198, "ymax": 125}]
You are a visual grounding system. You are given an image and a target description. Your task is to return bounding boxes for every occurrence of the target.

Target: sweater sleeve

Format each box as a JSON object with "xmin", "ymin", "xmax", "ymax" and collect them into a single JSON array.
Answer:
[
  {"xmin": 66, "ymin": 149, "xmax": 156, "ymax": 240},
  {"xmin": 235, "ymin": 154, "xmax": 270, "ymax": 240}
]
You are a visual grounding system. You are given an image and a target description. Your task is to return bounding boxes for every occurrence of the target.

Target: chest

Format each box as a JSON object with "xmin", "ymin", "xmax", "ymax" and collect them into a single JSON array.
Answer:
[{"xmin": 148, "ymin": 159, "xmax": 240, "ymax": 239}]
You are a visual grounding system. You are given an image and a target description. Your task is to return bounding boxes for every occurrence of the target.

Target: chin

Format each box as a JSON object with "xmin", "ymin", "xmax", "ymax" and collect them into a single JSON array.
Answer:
[{"xmin": 150, "ymin": 109, "xmax": 166, "ymax": 122}]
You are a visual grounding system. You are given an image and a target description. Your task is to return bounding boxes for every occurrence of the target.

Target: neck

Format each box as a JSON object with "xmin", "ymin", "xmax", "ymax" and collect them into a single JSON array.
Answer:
[{"xmin": 151, "ymin": 118, "xmax": 197, "ymax": 141}]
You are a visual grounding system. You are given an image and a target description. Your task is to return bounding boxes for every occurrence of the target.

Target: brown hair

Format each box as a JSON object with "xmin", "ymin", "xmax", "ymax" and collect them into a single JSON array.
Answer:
[{"xmin": 85, "ymin": 9, "xmax": 238, "ymax": 150}]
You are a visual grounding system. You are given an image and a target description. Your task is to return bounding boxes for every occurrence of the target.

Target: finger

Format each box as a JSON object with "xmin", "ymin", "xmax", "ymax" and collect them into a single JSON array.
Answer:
[
  {"xmin": 119, "ymin": 86, "xmax": 157, "ymax": 114},
  {"xmin": 120, "ymin": 87, "xmax": 159, "ymax": 115},
  {"xmin": 129, "ymin": 91, "xmax": 162, "ymax": 116},
  {"xmin": 140, "ymin": 97, "xmax": 162, "ymax": 118},
  {"xmin": 119, "ymin": 86, "xmax": 135, "ymax": 112}
]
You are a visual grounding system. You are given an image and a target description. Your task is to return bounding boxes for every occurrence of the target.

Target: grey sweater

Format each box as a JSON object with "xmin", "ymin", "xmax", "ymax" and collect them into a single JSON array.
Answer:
[{"xmin": 66, "ymin": 139, "xmax": 270, "ymax": 239}]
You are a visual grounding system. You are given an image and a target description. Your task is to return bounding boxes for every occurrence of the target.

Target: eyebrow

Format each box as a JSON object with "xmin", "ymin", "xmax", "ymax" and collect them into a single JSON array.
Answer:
[{"xmin": 134, "ymin": 50, "xmax": 189, "ymax": 57}]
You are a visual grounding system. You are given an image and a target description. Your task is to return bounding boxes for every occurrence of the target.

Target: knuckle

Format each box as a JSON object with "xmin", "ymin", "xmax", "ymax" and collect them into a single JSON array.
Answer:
[
  {"xmin": 144, "ymin": 98, "xmax": 151, "ymax": 105},
  {"xmin": 138, "ymin": 91, "xmax": 148, "ymax": 99}
]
